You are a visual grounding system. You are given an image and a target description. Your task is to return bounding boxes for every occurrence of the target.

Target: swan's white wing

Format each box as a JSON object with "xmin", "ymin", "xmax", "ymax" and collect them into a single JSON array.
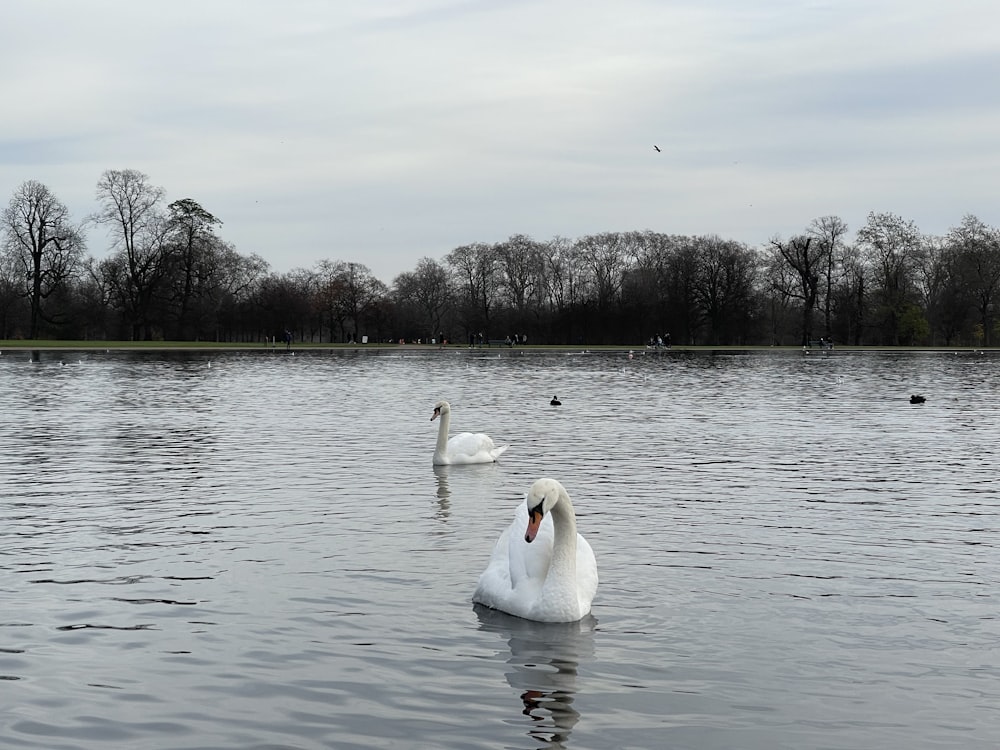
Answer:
[
  {"xmin": 447, "ymin": 431, "xmax": 506, "ymax": 464},
  {"xmin": 574, "ymin": 534, "xmax": 599, "ymax": 615},
  {"xmin": 473, "ymin": 500, "xmax": 555, "ymax": 618},
  {"xmin": 473, "ymin": 524, "xmax": 514, "ymax": 611}
]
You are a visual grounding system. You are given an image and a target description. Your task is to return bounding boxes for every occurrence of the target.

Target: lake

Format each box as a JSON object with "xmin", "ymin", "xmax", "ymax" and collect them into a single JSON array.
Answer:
[{"xmin": 1, "ymin": 346, "xmax": 998, "ymax": 749}]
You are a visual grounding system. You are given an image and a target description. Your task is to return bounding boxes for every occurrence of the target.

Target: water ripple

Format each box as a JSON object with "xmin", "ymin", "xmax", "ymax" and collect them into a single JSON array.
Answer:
[{"xmin": 1, "ymin": 349, "xmax": 998, "ymax": 749}]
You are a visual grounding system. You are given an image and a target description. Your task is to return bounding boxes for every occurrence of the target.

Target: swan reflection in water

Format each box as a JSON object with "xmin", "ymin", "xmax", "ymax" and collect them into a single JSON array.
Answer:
[
  {"xmin": 432, "ymin": 464, "xmax": 452, "ymax": 520},
  {"xmin": 431, "ymin": 463, "xmax": 503, "ymax": 523},
  {"xmin": 475, "ymin": 604, "xmax": 597, "ymax": 749}
]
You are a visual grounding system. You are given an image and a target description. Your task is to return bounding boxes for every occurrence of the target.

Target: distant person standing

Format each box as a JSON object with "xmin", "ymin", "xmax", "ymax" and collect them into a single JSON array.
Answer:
[{"xmin": 284, "ymin": 330, "xmax": 292, "ymax": 349}]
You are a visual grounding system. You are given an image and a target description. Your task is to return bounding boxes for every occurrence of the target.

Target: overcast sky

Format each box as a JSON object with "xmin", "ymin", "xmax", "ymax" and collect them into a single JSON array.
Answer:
[{"xmin": 2, "ymin": 0, "xmax": 998, "ymax": 283}]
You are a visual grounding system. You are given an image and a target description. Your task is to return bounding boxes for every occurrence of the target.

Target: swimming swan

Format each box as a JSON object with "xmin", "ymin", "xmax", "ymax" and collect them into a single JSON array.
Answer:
[
  {"xmin": 473, "ymin": 478, "xmax": 598, "ymax": 622},
  {"xmin": 431, "ymin": 400, "xmax": 508, "ymax": 465}
]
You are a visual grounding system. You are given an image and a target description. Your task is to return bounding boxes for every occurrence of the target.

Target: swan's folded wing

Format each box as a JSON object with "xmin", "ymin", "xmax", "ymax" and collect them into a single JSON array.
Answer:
[
  {"xmin": 575, "ymin": 534, "xmax": 599, "ymax": 611},
  {"xmin": 473, "ymin": 525, "xmax": 514, "ymax": 609},
  {"xmin": 448, "ymin": 431, "xmax": 504, "ymax": 463}
]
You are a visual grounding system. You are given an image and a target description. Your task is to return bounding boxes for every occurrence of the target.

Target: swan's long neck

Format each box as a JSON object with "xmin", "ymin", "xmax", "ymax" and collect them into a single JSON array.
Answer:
[
  {"xmin": 435, "ymin": 409, "xmax": 451, "ymax": 458},
  {"xmin": 547, "ymin": 492, "xmax": 578, "ymax": 582}
]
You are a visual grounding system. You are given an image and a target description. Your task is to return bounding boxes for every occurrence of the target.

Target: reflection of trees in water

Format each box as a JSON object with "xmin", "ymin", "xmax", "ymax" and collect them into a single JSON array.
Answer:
[{"xmin": 476, "ymin": 604, "xmax": 596, "ymax": 749}]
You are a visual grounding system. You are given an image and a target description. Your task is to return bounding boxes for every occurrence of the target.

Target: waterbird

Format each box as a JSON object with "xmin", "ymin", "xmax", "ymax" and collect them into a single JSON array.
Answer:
[
  {"xmin": 472, "ymin": 477, "xmax": 597, "ymax": 622},
  {"xmin": 550, "ymin": 396, "xmax": 561, "ymax": 406},
  {"xmin": 431, "ymin": 400, "xmax": 509, "ymax": 465},
  {"xmin": 910, "ymin": 394, "xmax": 926, "ymax": 404}
]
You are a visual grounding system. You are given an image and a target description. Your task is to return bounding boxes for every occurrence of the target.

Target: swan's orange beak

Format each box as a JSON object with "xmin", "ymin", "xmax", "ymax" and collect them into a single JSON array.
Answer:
[
  {"xmin": 431, "ymin": 409, "xmax": 440, "ymax": 421},
  {"xmin": 524, "ymin": 508, "xmax": 543, "ymax": 543}
]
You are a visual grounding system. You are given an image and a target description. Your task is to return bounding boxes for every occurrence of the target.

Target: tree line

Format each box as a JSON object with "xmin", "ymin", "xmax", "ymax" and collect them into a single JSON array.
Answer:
[{"xmin": 3, "ymin": 169, "xmax": 999, "ymax": 347}]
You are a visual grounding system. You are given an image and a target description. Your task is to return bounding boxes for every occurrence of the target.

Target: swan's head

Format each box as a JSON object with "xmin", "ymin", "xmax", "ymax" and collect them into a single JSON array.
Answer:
[
  {"xmin": 524, "ymin": 477, "xmax": 566, "ymax": 543},
  {"xmin": 431, "ymin": 400, "xmax": 451, "ymax": 421}
]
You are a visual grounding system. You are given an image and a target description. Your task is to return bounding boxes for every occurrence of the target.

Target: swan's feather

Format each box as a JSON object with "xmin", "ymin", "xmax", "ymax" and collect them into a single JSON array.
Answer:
[
  {"xmin": 444, "ymin": 432, "xmax": 508, "ymax": 465},
  {"xmin": 473, "ymin": 487, "xmax": 597, "ymax": 622}
]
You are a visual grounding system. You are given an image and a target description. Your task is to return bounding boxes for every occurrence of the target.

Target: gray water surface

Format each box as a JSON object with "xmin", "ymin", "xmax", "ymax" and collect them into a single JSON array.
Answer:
[{"xmin": 1, "ymin": 348, "xmax": 998, "ymax": 749}]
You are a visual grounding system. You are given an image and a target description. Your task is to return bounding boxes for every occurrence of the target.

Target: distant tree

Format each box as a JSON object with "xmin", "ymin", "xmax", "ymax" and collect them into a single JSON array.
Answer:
[
  {"xmin": 571, "ymin": 232, "xmax": 633, "ymax": 343},
  {"xmin": 761, "ymin": 250, "xmax": 800, "ymax": 345},
  {"xmin": 948, "ymin": 214, "xmax": 1000, "ymax": 347},
  {"xmin": 495, "ymin": 234, "xmax": 544, "ymax": 314},
  {"xmin": 77, "ymin": 256, "xmax": 116, "ymax": 339},
  {"xmin": 93, "ymin": 169, "xmax": 170, "ymax": 339},
  {"xmin": 692, "ymin": 236, "xmax": 761, "ymax": 345},
  {"xmin": 534, "ymin": 236, "xmax": 590, "ymax": 344},
  {"xmin": 832, "ymin": 243, "xmax": 870, "ymax": 345},
  {"xmin": 445, "ymin": 243, "xmax": 499, "ymax": 339},
  {"xmin": 314, "ymin": 260, "xmax": 387, "ymax": 342},
  {"xmin": 2, "ymin": 180, "xmax": 85, "ymax": 337},
  {"xmin": 392, "ymin": 257, "xmax": 452, "ymax": 341},
  {"xmin": 614, "ymin": 231, "xmax": 662, "ymax": 343},
  {"xmin": 164, "ymin": 198, "xmax": 223, "ymax": 339},
  {"xmin": 339, "ymin": 261, "xmax": 388, "ymax": 342},
  {"xmin": 856, "ymin": 212, "xmax": 924, "ymax": 345},
  {"xmin": 659, "ymin": 239, "xmax": 702, "ymax": 346},
  {"xmin": 213, "ymin": 246, "xmax": 269, "ymax": 342},
  {"xmin": 807, "ymin": 215, "xmax": 849, "ymax": 339},
  {"xmin": 768, "ymin": 234, "xmax": 828, "ymax": 345},
  {"xmin": 917, "ymin": 236, "xmax": 967, "ymax": 345},
  {"xmin": 0, "ymin": 249, "xmax": 25, "ymax": 338},
  {"xmin": 576, "ymin": 232, "xmax": 629, "ymax": 314},
  {"xmin": 256, "ymin": 270, "xmax": 314, "ymax": 342}
]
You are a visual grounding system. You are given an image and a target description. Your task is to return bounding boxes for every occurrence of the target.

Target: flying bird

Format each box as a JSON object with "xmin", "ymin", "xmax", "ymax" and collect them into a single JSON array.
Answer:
[{"xmin": 653, "ymin": 145, "xmax": 661, "ymax": 152}]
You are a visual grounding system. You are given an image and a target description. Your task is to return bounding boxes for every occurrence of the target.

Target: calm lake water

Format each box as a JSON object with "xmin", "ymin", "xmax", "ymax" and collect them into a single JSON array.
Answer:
[{"xmin": 1, "ymin": 346, "xmax": 998, "ymax": 749}]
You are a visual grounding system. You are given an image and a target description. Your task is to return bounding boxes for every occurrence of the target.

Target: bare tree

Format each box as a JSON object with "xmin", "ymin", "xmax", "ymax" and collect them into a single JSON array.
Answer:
[
  {"xmin": 445, "ymin": 242, "xmax": 499, "ymax": 338},
  {"xmin": 2, "ymin": 180, "xmax": 85, "ymax": 337},
  {"xmin": 93, "ymin": 169, "xmax": 169, "ymax": 339},
  {"xmin": 393, "ymin": 257, "xmax": 452, "ymax": 341},
  {"xmin": 576, "ymin": 232, "xmax": 630, "ymax": 312},
  {"xmin": 254, "ymin": 269, "xmax": 316, "ymax": 343},
  {"xmin": 165, "ymin": 198, "xmax": 222, "ymax": 339},
  {"xmin": 534, "ymin": 236, "xmax": 591, "ymax": 343},
  {"xmin": 214, "ymin": 246, "xmax": 269, "ymax": 342},
  {"xmin": 918, "ymin": 235, "xmax": 966, "ymax": 345},
  {"xmin": 856, "ymin": 211, "xmax": 925, "ymax": 345},
  {"xmin": 807, "ymin": 215, "xmax": 849, "ymax": 338},
  {"xmin": 693, "ymin": 236, "xmax": 760, "ymax": 345},
  {"xmin": 761, "ymin": 250, "xmax": 800, "ymax": 345},
  {"xmin": 832, "ymin": 243, "xmax": 869, "ymax": 345},
  {"xmin": 947, "ymin": 214, "xmax": 1000, "ymax": 346},
  {"xmin": 495, "ymin": 234, "xmax": 543, "ymax": 312},
  {"xmin": 315, "ymin": 260, "xmax": 387, "ymax": 342},
  {"xmin": 0, "ymin": 249, "xmax": 24, "ymax": 338},
  {"xmin": 768, "ymin": 234, "xmax": 828, "ymax": 345}
]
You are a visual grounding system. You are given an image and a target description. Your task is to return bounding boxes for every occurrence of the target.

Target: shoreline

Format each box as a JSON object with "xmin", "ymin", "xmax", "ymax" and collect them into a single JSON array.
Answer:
[{"xmin": 1, "ymin": 340, "xmax": 995, "ymax": 354}]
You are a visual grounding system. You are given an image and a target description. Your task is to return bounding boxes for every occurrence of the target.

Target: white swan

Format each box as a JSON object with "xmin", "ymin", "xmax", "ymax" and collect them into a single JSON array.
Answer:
[
  {"xmin": 430, "ymin": 400, "xmax": 508, "ymax": 465},
  {"xmin": 473, "ymin": 478, "xmax": 598, "ymax": 622}
]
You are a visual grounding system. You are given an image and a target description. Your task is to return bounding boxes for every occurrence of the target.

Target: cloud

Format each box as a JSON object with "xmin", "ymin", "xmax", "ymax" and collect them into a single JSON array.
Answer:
[{"xmin": 2, "ymin": 0, "xmax": 1000, "ymax": 283}]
